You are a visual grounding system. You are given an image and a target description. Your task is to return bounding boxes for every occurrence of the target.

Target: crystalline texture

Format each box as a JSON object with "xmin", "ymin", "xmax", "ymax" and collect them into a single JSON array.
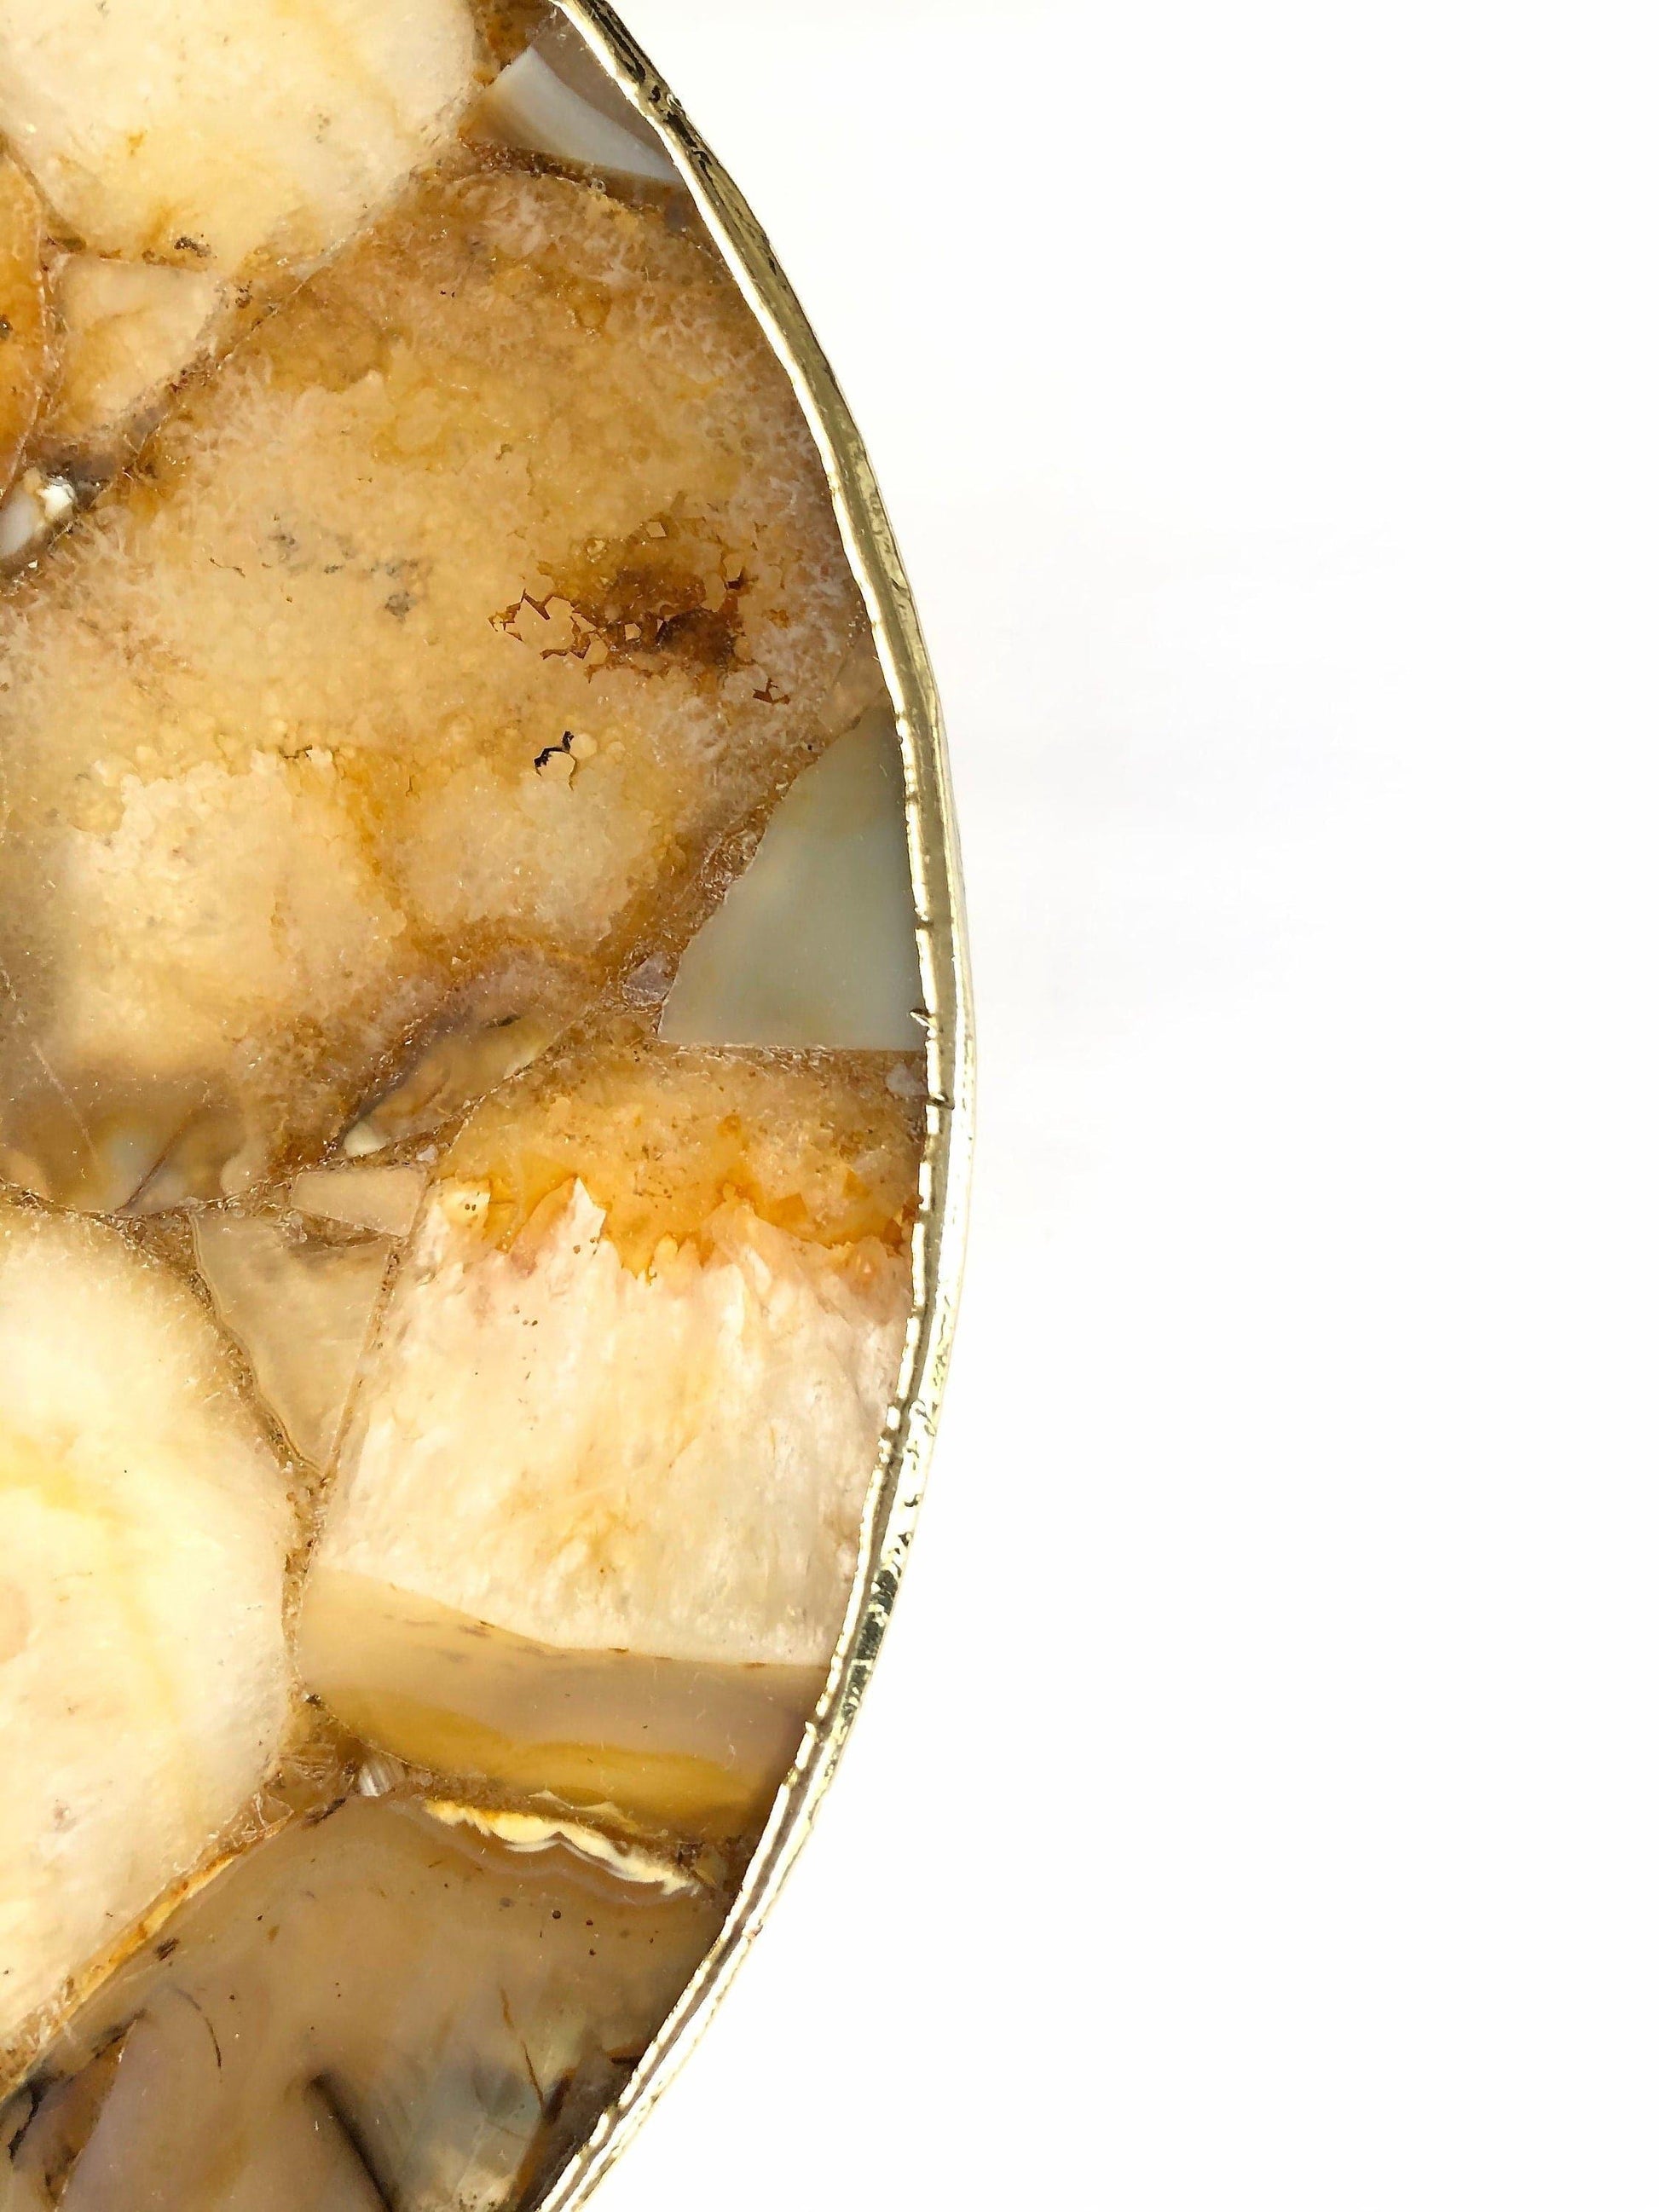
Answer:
[
  {"xmin": 302, "ymin": 1040, "xmax": 922, "ymax": 1837},
  {"xmin": 37, "ymin": 259, "xmax": 221, "ymax": 464},
  {"xmin": 0, "ymin": 0, "xmax": 480, "ymax": 271},
  {"xmin": 192, "ymin": 1212, "xmax": 394, "ymax": 1469},
  {"xmin": 0, "ymin": 162, "xmax": 863, "ymax": 1210}
]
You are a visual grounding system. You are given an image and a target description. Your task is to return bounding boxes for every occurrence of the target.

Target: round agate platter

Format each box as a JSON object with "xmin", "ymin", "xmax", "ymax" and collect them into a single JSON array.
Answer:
[{"xmin": 0, "ymin": 5, "xmax": 969, "ymax": 2209}]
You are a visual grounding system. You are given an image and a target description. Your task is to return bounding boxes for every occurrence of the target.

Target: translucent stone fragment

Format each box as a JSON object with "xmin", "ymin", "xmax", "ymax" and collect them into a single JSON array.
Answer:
[
  {"xmin": 301, "ymin": 1041, "xmax": 922, "ymax": 1837},
  {"xmin": 0, "ymin": 0, "xmax": 479, "ymax": 271},
  {"xmin": 477, "ymin": 42, "xmax": 678, "ymax": 183},
  {"xmin": 0, "ymin": 161, "xmax": 861, "ymax": 1210},
  {"xmin": 0, "ymin": 2026, "xmax": 134, "ymax": 2211},
  {"xmin": 420, "ymin": 1799, "xmax": 701, "ymax": 1892},
  {"xmin": 0, "ymin": 1798, "xmax": 723, "ymax": 2212},
  {"xmin": 302, "ymin": 1576, "xmax": 824, "ymax": 1839},
  {"xmin": 291, "ymin": 1164, "xmax": 429, "ymax": 1240},
  {"xmin": 0, "ymin": 468, "xmax": 71, "ymax": 568},
  {"xmin": 3, "ymin": 2045, "xmax": 389, "ymax": 2212},
  {"xmin": 471, "ymin": 0, "xmax": 551, "ymax": 68},
  {"xmin": 662, "ymin": 710, "xmax": 926, "ymax": 1049},
  {"xmin": 343, "ymin": 1014, "xmax": 563, "ymax": 1159},
  {"xmin": 38, "ymin": 258, "xmax": 220, "ymax": 461},
  {"xmin": 192, "ymin": 1213, "xmax": 394, "ymax": 1469},
  {"xmin": 0, "ymin": 1205, "xmax": 294, "ymax": 2054}
]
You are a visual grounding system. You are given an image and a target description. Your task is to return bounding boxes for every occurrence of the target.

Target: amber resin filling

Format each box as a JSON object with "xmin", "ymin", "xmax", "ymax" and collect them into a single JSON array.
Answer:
[{"xmin": 0, "ymin": 3, "xmax": 934, "ymax": 2206}]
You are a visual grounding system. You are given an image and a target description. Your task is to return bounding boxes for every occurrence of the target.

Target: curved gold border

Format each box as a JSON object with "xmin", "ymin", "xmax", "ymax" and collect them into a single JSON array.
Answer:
[{"xmin": 537, "ymin": 7, "xmax": 975, "ymax": 2206}]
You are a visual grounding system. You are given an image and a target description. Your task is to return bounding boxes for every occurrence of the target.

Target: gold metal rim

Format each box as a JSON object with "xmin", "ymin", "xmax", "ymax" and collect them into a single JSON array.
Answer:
[{"xmin": 539, "ymin": 6, "xmax": 975, "ymax": 2206}]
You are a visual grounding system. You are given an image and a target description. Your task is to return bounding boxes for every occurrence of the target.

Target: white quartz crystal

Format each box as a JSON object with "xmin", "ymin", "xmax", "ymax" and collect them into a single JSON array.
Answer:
[
  {"xmin": 0, "ymin": 0, "xmax": 479, "ymax": 271},
  {"xmin": 42, "ymin": 257, "xmax": 221, "ymax": 454},
  {"xmin": 315, "ymin": 1180, "xmax": 905, "ymax": 1672}
]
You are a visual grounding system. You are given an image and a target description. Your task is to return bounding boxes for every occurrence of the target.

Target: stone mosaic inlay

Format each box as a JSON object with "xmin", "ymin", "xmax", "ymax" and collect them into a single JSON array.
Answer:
[{"xmin": 0, "ymin": 3, "xmax": 962, "ymax": 2206}]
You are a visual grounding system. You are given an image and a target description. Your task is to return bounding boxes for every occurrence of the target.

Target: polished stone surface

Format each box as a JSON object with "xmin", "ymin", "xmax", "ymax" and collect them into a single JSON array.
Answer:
[{"xmin": 0, "ymin": 3, "xmax": 926, "ymax": 2198}]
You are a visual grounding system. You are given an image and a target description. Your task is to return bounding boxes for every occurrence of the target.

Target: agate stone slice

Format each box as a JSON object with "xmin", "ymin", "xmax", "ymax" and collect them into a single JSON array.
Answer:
[{"xmin": 0, "ymin": 6, "xmax": 968, "ymax": 2209}]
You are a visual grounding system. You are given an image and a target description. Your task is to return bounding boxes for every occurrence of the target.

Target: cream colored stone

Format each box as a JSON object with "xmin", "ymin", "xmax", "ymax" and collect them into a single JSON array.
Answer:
[
  {"xmin": 316, "ymin": 1178, "xmax": 906, "ymax": 1670},
  {"xmin": 0, "ymin": 468, "xmax": 72, "ymax": 568},
  {"xmin": 0, "ymin": 0, "xmax": 479, "ymax": 270},
  {"xmin": 43, "ymin": 257, "xmax": 220, "ymax": 454},
  {"xmin": 342, "ymin": 1014, "xmax": 563, "ymax": 1160},
  {"xmin": 0, "ymin": 1205, "xmax": 293, "ymax": 2050},
  {"xmin": 193, "ymin": 1213, "xmax": 393, "ymax": 1468},
  {"xmin": 300, "ymin": 1568, "xmax": 827, "ymax": 1839},
  {"xmin": 1, "ymin": 1798, "xmax": 722, "ymax": 2211},
  {"xmin": 302, "ymin": 1043, "xmax": 920, "ymax": 1836}
]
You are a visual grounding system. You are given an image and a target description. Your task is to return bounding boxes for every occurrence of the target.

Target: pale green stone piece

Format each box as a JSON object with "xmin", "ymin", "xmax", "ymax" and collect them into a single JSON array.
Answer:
[{"xmin": 661, "ymin": 714, "xmax": 923, "ymax": 1050}]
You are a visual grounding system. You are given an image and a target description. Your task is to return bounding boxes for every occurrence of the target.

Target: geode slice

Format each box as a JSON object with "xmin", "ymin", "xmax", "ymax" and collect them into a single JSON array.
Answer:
[{"xmin": 0, "ymin": 5, "xmax": 962, "ymax": 2208}]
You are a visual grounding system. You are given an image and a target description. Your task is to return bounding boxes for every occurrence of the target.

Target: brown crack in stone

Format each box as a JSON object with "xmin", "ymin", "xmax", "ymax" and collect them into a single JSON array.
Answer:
[{"xmin": 492, "ymin": 505, "xmax": 777, "ymax": 690}]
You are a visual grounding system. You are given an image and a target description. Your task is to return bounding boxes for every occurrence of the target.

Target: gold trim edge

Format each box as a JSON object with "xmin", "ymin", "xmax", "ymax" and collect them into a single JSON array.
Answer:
[{"xmin": 539, "ymin": 6, "xmax": 975, "ymax": 2207}]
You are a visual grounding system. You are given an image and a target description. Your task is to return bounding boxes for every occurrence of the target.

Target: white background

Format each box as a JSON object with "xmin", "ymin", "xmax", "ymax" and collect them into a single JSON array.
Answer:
[{"xmin": 603, "ymin": 3, "xmax": 1659, "ymax": 2206}]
